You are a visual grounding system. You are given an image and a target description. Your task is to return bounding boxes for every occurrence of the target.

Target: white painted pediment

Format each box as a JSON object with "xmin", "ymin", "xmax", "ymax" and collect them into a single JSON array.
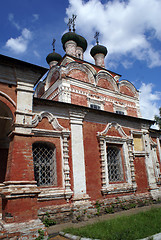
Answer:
[
  {"xmin": 32, "ymin": 111, "xmax": 68, "ymax": 132},
  {"xmin": 97, "ymin": 122, "xmax": 129, "ymax": 139}
]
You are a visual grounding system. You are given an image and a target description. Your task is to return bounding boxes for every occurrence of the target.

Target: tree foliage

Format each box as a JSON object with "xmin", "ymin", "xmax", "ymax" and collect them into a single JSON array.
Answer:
[{"xmin": 155, "ymin": 107, "xmax": 161, "ymax": 129}]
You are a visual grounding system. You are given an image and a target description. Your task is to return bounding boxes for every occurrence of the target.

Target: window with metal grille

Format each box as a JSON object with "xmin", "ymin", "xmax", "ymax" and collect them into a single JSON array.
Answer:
[
  {"xmin": 90, "ymin": 104, "xmax": 101, "ymax": 110},
  {"xmin": 116, "ymin": 110, "xmax": 124, "ymax": 115},
  {"xmin": 32, "ymin": 142, "xmax": 57, "ymax": 186},
  {"xmin": 107, "ymin": 145, "xmax": 124, "ymax": 183}
]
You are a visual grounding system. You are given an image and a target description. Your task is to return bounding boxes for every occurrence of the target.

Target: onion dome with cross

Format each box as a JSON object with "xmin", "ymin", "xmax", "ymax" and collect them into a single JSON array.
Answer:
[
  {"xmin": 46, "ymin": 39, "xmax": 62, "ymax": 68},
  {"xmin": 90, "ymin": 32, "xmax": 108, "ymax": 68},
  {"xmin": 61, "ymin": 15, "xmax": 87, "ymax": 59}
]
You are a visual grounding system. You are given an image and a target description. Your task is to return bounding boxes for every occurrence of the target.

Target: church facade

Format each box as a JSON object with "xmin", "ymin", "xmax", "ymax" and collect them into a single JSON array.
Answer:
[{"xmin": 0, "ymin": 27, "xmax": 161, "ymax": 238}]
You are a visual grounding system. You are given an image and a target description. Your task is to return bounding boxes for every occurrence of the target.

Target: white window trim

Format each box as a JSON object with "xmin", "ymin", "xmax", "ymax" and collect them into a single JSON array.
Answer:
[
  {"xmin": 31, "ymin": 111, "xmax": 73, "ymax": 202},
  {"xmin": 97, "ymin": 122, "xmax": 137, "ymax": 195},
  {"xmin": 131, "ymin": 130, "xmax": 146, "ymax": 156},
  {"xmin": 113, "ymin": 103, "xmax": 127, "ymax": 115},
  {"xmin": 87, "ymin": 95, "xmax": 104, "ymax": 110}
]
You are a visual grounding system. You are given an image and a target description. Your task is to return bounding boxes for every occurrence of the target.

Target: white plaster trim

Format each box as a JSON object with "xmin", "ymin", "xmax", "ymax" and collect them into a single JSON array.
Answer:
[
  {"xmin": 0, "ymin": 91, "xmax": 16, "ymax": 107},
  {"xmin": 98, "ymin": 122, "xmax": 130, "ymax": 138},
  {"xmin": 142, "ymin": 132, "xmax": 159, "ymax": 197},
  {"xmin": 70, "ymin": 110, "xmax": 89, "ymax": 200},
  {"xmin": 31, "ymin": 111, "xmax": 72, "ymax": 200},
  {"xmin": 96, "ymin": 71, "xmax": 118, "ymax": 91},
  {"xmin": 32, "ymin": 111, "xmax": 67, "ymax": 131},
  {"xmin": 68, "ymin": 78, "xmax": 138, "ymax": 106},
  {"xmin": 2, "ymin": 182, "xmax": 40, "ymax": 199},
  {"xmin": 119, "ymin": 79, "xmax": 139, "ymax": 97},
  {"xmin": 38, "ymin": 188, "xmax": 73, "ymax": 201},
  {"xmin": 69, "ymin": 110, "xmax": 87, "ymax": 125},
  {"xmin": 97, "ymin": 122, "xmax": 136, "ymax": 194}
]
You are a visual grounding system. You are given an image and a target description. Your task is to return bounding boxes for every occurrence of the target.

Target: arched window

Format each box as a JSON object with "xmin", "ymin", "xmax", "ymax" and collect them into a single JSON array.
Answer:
[
  {"xmin": 32, "ymin": 142, "xmax": 57, "ymax": 186},
  {"xmin": 107, "ymin": 145, "xmax": 123, "ymax": 183}
]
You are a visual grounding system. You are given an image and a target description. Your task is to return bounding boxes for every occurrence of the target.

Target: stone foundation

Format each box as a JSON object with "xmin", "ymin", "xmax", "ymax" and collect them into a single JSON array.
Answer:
[
  {"xmin": 38, "ymin": 193, "xmax": 158, "ymax": 224},
  {"xmin": 0, "ymin": 219, "xmax": 48, "ymax": 240}
]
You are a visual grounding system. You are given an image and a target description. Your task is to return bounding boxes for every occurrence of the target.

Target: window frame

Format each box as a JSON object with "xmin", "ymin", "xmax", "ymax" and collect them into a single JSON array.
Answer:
[
  {"xmin": 87, "ymin": 96, "xmax": 104, "ymax": 110},
  {"xmin": 32, "ymin": 141, "xmax": 57, "ymax": 187},
  {"xmin": 31, "ymin": 111, "xmax": 73, "ymax": 201},
  {"xmin": 106, "ymin": 144, "xmax": 125, "ymax": 184},
  {"xmin": 97, "ymin": 122, "xmax": 136, "ymax": 195},
  {"xmin": 131, "ymin": 130, "xmax": 146, "ymax": 156}
]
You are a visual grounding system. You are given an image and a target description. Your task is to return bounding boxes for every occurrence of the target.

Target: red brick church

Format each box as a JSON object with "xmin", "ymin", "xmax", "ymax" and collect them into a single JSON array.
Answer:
[{"xmin": 0, "ymin": 22, "xmax": 161, "ymax": 238}]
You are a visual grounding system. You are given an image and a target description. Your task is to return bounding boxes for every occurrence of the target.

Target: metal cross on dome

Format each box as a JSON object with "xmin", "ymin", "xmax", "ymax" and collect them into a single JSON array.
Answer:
[
  {"xmin": 94, "ymin": 31, "xmax": 99, "ymax": 45},
  {"xmin": 72, "ymin": 14, "xmax": 77, "ymax": 32},
  {"xmin": 67, "ymin": 18, "xmax": 72, "ymax": 32},
  {"xmin": 68, "ymin": 14, "xmax": 77, "ymax": 32},
  {"xmin": 52, "ymin": 38, "xmax": 56, "ymax": 51}
]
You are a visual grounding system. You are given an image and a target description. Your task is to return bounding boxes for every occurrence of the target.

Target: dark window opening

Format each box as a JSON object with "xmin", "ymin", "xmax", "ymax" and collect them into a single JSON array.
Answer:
[
  {"xmin": 90, "ymin": 104, "xmax": 101, "ymax": 110},
  {"xmin": 116, "ymin": 110, "xmax": 124, "ymax": 115}
]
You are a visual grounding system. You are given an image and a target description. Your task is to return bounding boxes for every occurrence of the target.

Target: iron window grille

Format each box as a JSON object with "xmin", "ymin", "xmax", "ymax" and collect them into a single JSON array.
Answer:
[
  {"xmin": 32, "ymin": 142, "xmax": 57, "ymax": 186},
  {"xmin": 116, "ymin": 110, "xmax": 124, "ymax": 115},
  {"xmin": 90, "ymin": 104, "xmax": 101, "ymax": 110},
  {"xmin": 107, "ymin": 145, "xmax": 124, "ymax": 182}
]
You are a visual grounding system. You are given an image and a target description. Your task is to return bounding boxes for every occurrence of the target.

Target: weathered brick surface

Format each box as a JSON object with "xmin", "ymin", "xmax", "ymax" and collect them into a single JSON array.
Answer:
[
  {"xmin": 68, "ymin": 70, "xmax": 89, "ymax": 83},
  {"xmin": 97, "ymin": 78, "xmax": 114, "ymax": 90},
  {"xmin": 0, "ymin": 82, "xmax": 17, "ymax": 104},
  {"xmin": 120, "ymin": 85, "xmax": 135, "ymax": 97},
  {"xmin": 2, "ymin": 198, "xmax": 38, "ymax": 223},
  {"xmin": 5, "ymin": 135, "xmax": 34, "ymax": 182},
  {"xmin": 134, "ymin": 157, "xmax": 149, "ymax": 193}
]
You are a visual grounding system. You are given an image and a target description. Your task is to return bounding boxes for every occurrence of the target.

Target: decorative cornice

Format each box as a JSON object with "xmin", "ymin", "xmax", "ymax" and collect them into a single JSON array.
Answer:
[{"xmin": 69, "ymin": 110, "xmax": 87, "ymax": 125}]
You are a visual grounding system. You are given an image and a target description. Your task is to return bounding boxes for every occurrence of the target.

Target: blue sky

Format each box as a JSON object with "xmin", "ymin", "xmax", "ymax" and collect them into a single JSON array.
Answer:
[{"xmin": 1, "ymin": 0, "xmax": 161, "ymax": 123}]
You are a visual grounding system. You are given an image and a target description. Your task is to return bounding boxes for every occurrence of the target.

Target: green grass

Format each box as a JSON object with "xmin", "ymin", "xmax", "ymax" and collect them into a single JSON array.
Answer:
[{"xmin": 64, "ymin": 207, "xmax": 161, "ymax": 240}]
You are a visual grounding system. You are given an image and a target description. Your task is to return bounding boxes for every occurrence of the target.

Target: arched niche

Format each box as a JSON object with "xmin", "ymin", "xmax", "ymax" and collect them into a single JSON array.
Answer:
[
  {"xmin": 0, "ymin": 100, "xmax": 14, "ymax": 183},
  {"xmin": 96, "ymin": 71, "xmax": 118, "ymax": 91},
  {"xmin": 119, "ymin": 80, "xmax": 138, "ymax": 97},
  {"xmin": 66, "ymin": 62, "xmax": 95, "ymax": 84}
]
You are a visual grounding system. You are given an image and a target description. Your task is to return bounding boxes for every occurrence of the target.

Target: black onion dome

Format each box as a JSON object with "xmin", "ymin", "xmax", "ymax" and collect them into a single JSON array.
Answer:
[
  {"xmin": 61, "ymin": 32, "xmax": 87, "ymax": 52},
  {"xmin": 46, "ymin": 52, "xmax": 62, "ymax": 64},
  {"xmin": 77, "ymin": 34, "xmax": 87, "ymax": 52},
  {"xmin": 90, "ymin": 44, "xmax": 108, "ymax": 57}
]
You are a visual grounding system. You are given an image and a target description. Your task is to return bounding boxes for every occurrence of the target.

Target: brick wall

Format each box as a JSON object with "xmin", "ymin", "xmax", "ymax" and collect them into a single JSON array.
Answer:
[{"xmin": 134, "ymin": 156, "xmax": 149, "ymax": 193}]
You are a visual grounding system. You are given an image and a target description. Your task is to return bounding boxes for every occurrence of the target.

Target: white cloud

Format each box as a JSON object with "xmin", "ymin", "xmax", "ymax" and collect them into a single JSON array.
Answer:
[
  {"xmin": 139, "ymin": 83, "xmax": 161, "ymax": 121},
  {"xmin": 8, "ymin": 13, "xmax": 21, "ymax": 30},
  {"xmin": 66, "ymin": 0, "xmax": 161, "ymax": 68},
  {"xmin": 5, "ymin": 28, "xmax": 32, "ymax": 54},
  {"xmin": 32, "ymin": 14, "xmax": 39, "ymax": 22}
]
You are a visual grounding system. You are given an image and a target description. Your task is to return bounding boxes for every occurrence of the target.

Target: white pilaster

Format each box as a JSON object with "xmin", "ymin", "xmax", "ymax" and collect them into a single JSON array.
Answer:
[
  {"xmin": 69, "ymin": 111, "xmax": 89, "ymax": 201},
  {"xmin": 143, "ymin": 131, "xmax": 159, "ymax": 199},
  {"xmin": 15, "ymin": 81, "xmax": 34, "ymax": 134}
]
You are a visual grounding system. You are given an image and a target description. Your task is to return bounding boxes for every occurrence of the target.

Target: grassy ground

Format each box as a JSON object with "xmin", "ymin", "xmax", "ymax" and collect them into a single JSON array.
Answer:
[{"xmin": 64, "ymin": 207, "xmax": 161, "ymax": 240}]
